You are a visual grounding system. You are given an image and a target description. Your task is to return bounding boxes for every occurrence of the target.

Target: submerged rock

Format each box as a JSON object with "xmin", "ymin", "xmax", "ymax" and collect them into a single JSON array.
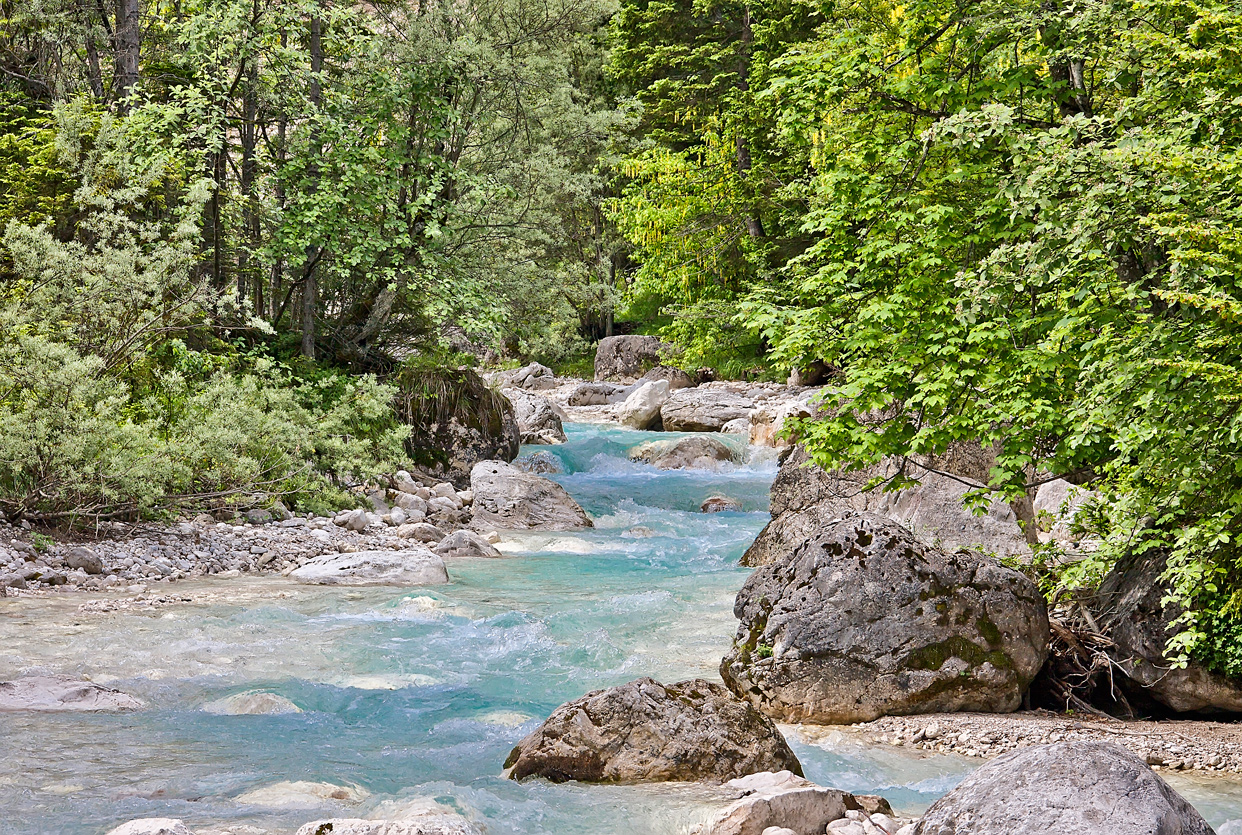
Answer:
[
  {"xmin": 512, "ymin": 450, "xmax": 564, "ymax": 474},
  {"xmin": 297, "ymin": 799, "xmax": 480, "ymax": 835},
  {"xmin": 105, "ymin": 820, "xmax": 192, "ymax": 835},
  {"xmin": 628, "ymin": 436, "xmax": 742, "ymax": 471},
  {"xmin": 469, "ymin": 461, "xmax": 592, "ymax": 531},
  {"xmin": 504, "ymin": 677, "xmax": 801, "ymax": 784},
  {"xmin": 721, "ymin": 512, "xmax": 1049, "ymax": 723},
  {"xmin": 202, "ymin": 691, "xmax": 302, "ymax": 716},
  {"xmin": 0, "ymin": 675, "xmax": 144, "ymax": 712},
  {"xmin": 504, "ymin": 388, "xmax": 567, "ymax": 444},
  {"xmin": 289, "ymin": 549, "xmax": 449, "ymax": 587},
  {"xmin": 660, "ymin": 389, "xmax": 754, "ymax": 433},
  {"xmin": 594, "ymin": 335, "xmax": 668, "ymax": 382},
  {"xmin": 1098, "ymin": 550, "xmax": 1242, "ymax": 714},
  {"xmin": 912, "ymin": 741, "xmax": 1214, "ymax": 834}
]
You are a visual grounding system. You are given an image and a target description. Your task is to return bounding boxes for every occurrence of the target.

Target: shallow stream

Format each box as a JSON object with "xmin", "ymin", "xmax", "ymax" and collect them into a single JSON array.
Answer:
[{"xmin": 2, "ymin": 424, "xmax": 1241, "ymax": 833}]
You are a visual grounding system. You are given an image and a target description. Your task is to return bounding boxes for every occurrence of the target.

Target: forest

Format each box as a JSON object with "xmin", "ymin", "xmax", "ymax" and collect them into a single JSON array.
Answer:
[{"xmin": 2, "ymin": 0, "xmax": 1242, "ymax": 677}]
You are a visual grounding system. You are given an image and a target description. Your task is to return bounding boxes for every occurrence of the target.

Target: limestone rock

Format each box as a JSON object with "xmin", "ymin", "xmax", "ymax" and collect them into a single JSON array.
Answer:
[
  {"xmin": 512, "ymin": 450, "xmax": 564, "ymax": 475},
  {"xmin": 503, "ymin": 388, "xmax": 568, "ymax": 444},
  {"xmin": 1099, "ymin": 549, "xmax": 1242, "ymax": 714},
  {"xmin": 294, "ymin": 820, "xmax": 476, "ymax": 835},
  {"xmin": 203, "ymin": 691, "xmax": 302, "ymax": 715},
  {"xmin": 661, "ymin": 389, "xmax": 754, "ymax": 432},
  {"xmin": 469, "ymin": 461, "xmax": 592, "ymax": 531},
  {"xmin": 721, "ymin": 512, "xmax": 1049, "ymax": 723},
  {"xmin": 503, "ymin": 677, "xmax": 801, "ymax": 784},
  {"xmin": 0, "ymin": 675, "xmax": 145, "ymax": 712},
  {"xmin": 434, "ymin": 529, "xmax": 503, "ymax": 559},
  {"xmin": 494, "ymin": 361, "xmax": 556, "ymax": 390},
  {"xmin": 236, "ymin": 780, "xmax": 368, "ymax": 807},
  {"xmin": 742, "ymin": 446, "xmax": 1028, "ymax": 568},
  {"xmin": 395, "ymin": 522, "xmax": 446, "ymax": 543},
  {"xmin": 618, "ymin": 380, "xmax": 670, "ymax": 430},
  {"xmin": 702, "ymin": 496, "xmax": 744, "ymax": 513},
  {"xmin": 637, "ymin": 365, "xmax": 696, "ymax": 390},
  {"xmin": 913, "ymin": 741, "xmax": 1214, "ymax": 835},
  {"xmin": 64, "ymin": 546, "xmax": 105, "ymax": 575},
  {"xmin": 105, "ymin": 820, "xmax": 192, "ymax": 835},
  {"xmin": 566, "ymin": 382, "xmax": 626, "ymax": 406},
  {"xmin": 398, "ymin": 367, "xmax": 520, "ymax": 489},
  {"xmin": 289, "ymin": 549, "xmax": 449, "ymax": 587},
  {"xmin": 629, "ymin": 436, "xmax": 743, "ymax": 471},
  {"xmin": 594, "ymin": 335, "xmax": 668, "ymax": 382}
]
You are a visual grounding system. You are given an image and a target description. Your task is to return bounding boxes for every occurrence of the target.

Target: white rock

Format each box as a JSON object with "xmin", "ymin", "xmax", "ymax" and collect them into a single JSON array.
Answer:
[
  {"xmin": 0, "ymin": 676, "xmax": 144, "ymax": 712},
  {"xmin": 289, "ymin": 549, "xmax": 448, "ymax": 586},
  {"xmin": 618, "ymin": 379, "xmax": 669, "ymax": 430},
  {"xmin": 105, "ymin": 820, "xmax": 192, "ymax": 835},
  {"xmin": 236, "ymin": 780, "xmax": 368, "ymax": 808},
  {"xmin": 392, "ymin": 492, "xmax": 428, "ymax": 514}
]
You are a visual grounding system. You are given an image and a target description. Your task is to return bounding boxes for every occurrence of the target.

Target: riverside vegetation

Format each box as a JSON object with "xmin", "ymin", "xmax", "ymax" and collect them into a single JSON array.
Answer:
[{"xmin": 3, "ymin": 0, "xmax": 1242, "ymax": 833}]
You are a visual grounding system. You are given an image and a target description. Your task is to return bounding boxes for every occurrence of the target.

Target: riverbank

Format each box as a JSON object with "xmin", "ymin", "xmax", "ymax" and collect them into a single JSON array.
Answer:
[{"xmin": 807, "ymin": 711, "xmax": 1242, "ymax": 774}]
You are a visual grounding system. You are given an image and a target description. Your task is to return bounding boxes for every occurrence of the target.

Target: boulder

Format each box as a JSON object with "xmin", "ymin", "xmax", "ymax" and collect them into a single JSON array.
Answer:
[
  {"xmin": 105, "ymin": 821, "xmax": 192, "ymax": 835},
  {"xmin": 637, "ymin": 365, "xmax": 696, "ymax": 390},
  {"xmin": 64, "ymin": 546, "xmax": 105, "ymax": 575},
  {"xmin": 912, "ymin": 741, "xmax": 1214, "ymax": 835},
  {"xmin": 1098, "ymin": 550, "xmax": 1242, "ymax": 714},
  {"xmin": 504, "ymin": 677, "xmax": 801, "ymax": 784},
  {"xmin": 469, "ymin": 461, "xmax": 592, "ymax": 531},
  {"xmin": 434, "ymin": 529, "xmax": 503, "ymax": 559},
  {"xmin": 395, "ymin": 522, "xmax": 446, "ymax": 543},
  {"xmin": 702, "ymin": 496, "xmax": 744, "ymax": 513},
  {"xmin": 203, "ymin": 691, "xmax": 302, "ymax": 715},
  {"xmin": 618, "ymin": 380, "xmax": 670, "ymax": 430},
  {"xmin": 396, "ymin": 366, "xmax": 520, "ymax": 489},
  {"xmin": 0, "ymin": 675, "xmax": 144, "ymax": 712},
  {"xmin": 289, "ymin": 549, "xmax": 449, "ymax": 587},
  {"xmin": 566, "ymin": 382, "xmax": 626, "ymax": 406},
  {"xmin": 661, "ymin": 389, "xmax": 754, "ymax": 432},
  {"xmin": 236, "ymin": 780, "xmax": 368, "ymax": 807},
  {"xmin": 594, "ymin": 335, "xmax": 668, "ymax": 382},
  {"xmin": 503, "ymin": 388, "xmax": 568, "ymax": 444},
  {"xmin": 691, "ymin": 772, "xmax": 901, "ymax": 835},
  {"xmin": 741, "ymin": 446, "xmax": 1028, "ymax": 568},
  {"xmin": 721, "ymin": 512, "xmax": 1049, "ymax": 724},
  {"xmin": 629, "ymin": 436, "xmax": 743, "ymax": 471},
  {"xmin": 494, "ymin": 361, "xmax": 556, "ymax": 390}
]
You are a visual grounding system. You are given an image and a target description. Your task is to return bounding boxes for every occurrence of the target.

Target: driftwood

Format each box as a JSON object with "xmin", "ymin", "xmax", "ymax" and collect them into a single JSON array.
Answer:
[{"xmin": 1033, "ymin": 602, "xmax": 1143, "ymax": 719}]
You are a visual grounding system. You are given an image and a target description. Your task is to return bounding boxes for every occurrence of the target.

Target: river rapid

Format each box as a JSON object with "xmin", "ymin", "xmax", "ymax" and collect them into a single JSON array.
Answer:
[{"xmin": 3, "ymin": 423, "xmax": 1241, "ymax": 834}]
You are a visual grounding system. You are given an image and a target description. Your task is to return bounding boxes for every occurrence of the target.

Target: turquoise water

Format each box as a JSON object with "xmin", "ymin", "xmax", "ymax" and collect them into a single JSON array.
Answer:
[{"xmin": 1, "ymin": 423, "xmax": 1239, "ymax": 834}]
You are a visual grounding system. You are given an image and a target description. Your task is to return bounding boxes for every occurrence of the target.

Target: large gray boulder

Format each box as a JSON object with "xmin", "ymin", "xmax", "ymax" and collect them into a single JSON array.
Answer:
[
  {"xmin": 629, "ymin": 436, "xmax": 743, "ymax": 471},
  {"xmin": 1098, "ymin": 550, "xmax": 1242, "ymax": 714},
  {"xmin": 721, "ymin": 512, "xmax": 1049, "ymax": 724},
  {"xmin": 397, "ymin": 367, "xmax": 520, "ymax": 489},
  {"xmin": 289, "ymin": 549, "xmax": 449, "ymax": 586},
  {"xmin": 0, "ymin": 676, "xmax": 145, "ymax": 712},
  {"xmin": 503, "ymin": 677, "xmax": 801, "ymax": 784},
  {"xmin": 913, "ymin": 741, "xmax": 1214, "ymax": 835},
  {"xmin": 742, "ymin": 446, "xmax": 1028, "ymax": 567},
  {"xmin": 503, "ymin": 388, "xmax": 567, "ymax": 444},
  {"xmin": 661, "ymin": 389, "xmax": 755, "ymax": 432},
  {"xmin": 469, "ymin": 461, "xmax": 592, "ymax": 530},
  {"xmin": 594, "ymin": 335, "xmax": 669, "ymax": 382}
]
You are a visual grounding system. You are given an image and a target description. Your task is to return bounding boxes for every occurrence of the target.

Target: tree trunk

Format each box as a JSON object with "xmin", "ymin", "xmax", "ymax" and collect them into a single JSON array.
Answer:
[
  {"xmin": 83, "ymin": 1, "xmax": 105, "ymax": 100},
  {"xmin": 113, "ymin": 0, "xmax": 139, "ymax": 107},
  {"xmin": 735, "ymin": 4, "xmax": 764, "ymax": 240},
  {"xmin": 239, "ymin": 55, "xmax": 259, "ymax": 311},
  {"xmin": 300, "ymin": 11, "xmax": 324, "ymax": 360}
]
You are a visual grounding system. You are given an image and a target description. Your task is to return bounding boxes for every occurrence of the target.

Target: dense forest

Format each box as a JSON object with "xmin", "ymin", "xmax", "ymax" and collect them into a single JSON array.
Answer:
[{"xmin": 2, "ymin": 0, "xmax": 1242, "ymax": 673}]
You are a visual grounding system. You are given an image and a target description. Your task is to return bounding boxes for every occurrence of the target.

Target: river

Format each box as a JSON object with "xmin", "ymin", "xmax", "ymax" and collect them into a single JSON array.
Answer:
[{"xmin": 2, "ymin": 423, "xmax": 1240, "ymax": 833}]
